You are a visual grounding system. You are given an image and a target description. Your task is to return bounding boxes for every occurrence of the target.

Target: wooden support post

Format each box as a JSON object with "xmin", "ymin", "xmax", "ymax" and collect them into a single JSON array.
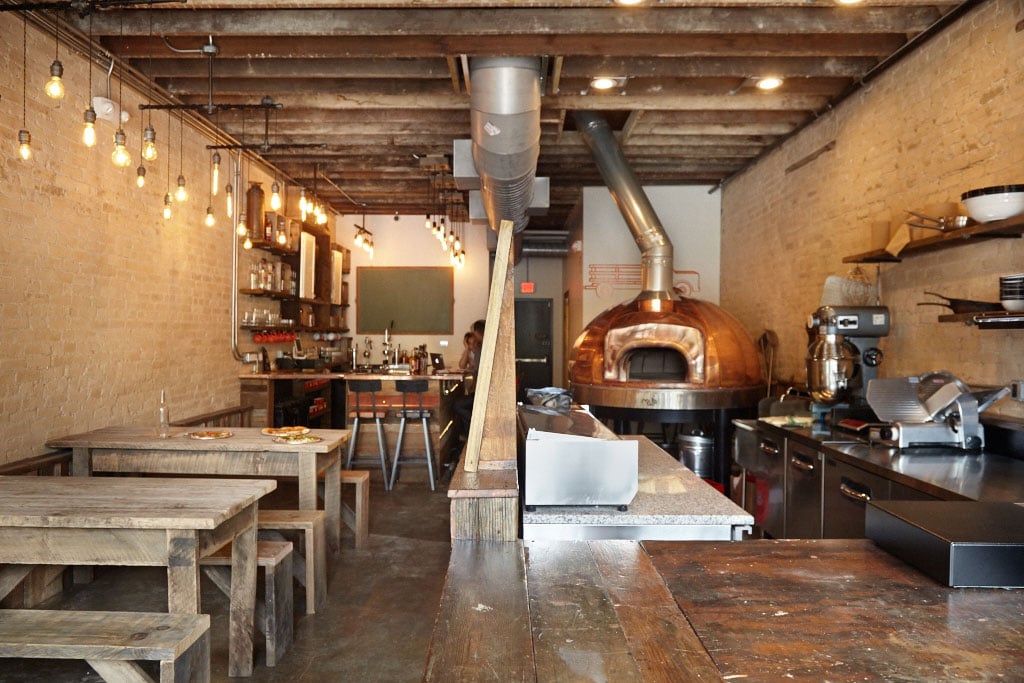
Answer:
[{"xmin": 463, "ymin": 219, "xmax": 518, "ymax": 473}]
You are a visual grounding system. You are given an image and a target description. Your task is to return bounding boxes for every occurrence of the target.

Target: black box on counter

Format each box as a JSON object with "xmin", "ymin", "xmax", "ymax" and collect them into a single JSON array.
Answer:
[{"xmin": 866, "ymin": 500, "xmax": 1024, "ymax": 588}]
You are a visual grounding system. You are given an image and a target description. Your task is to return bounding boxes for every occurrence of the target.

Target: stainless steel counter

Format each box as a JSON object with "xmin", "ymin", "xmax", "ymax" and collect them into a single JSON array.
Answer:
[{"xmin": 757, "ymin": 420, "xmax": 1024, "ymax": 503}]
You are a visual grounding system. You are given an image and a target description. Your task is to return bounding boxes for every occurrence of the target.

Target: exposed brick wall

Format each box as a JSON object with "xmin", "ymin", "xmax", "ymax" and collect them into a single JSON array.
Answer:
[
  {"xmin": 721, "ymin": 0, "xmax": 1024, "ymax": 417},
  {"xmin": 0, "ymin": 17, "xmax": 275, "ymax": 461}
]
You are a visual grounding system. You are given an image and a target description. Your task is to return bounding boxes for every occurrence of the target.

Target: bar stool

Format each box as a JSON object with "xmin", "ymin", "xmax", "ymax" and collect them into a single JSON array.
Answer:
[
  {"xmin": 345, "ymin": 379, "xmax": 392, "ymax": 491},
  {"xmin": 389, "ymin": 379, "xmax": 435, "ymax": 491}
]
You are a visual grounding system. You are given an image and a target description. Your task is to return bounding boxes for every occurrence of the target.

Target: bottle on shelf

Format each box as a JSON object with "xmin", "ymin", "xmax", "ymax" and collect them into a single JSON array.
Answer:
[{"xmin": 158, "ymin": 389, "xmax": 171, "ymax": 438}]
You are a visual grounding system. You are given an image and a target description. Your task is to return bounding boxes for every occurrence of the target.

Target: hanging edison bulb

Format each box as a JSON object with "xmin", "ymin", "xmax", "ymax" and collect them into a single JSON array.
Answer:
[
  {"xmin": 270, "ymin": 181, "xmax": 282, "ymax": 211},
  {"xmin": 236, "ymin": 212, "xmax": 248, "ymax": 237},
  {"xmin": 17, "ymin": 130, "xmax": 31, "ymax": 160},
  {"xmin": 175, "ymin": 174, "xmax": 188, "ymax": 202},
  {"xmin": 425, "ymin": 214, "xmax": 432, "ymax": 229},
  {"xmin": 204, "ymin": 206, "xmax": 215, "ymax": 227},
  {"xmin": 242, "ymin": 234, "xmax": 253, "ymax": 250},
  {"xmin": 111, "ymin": 129, "xmax": 132, "ymax": 168},
  {"xmin": 453, "ymin": 234, "xmax": 462, "ymax": 252},
  {"xmin": 136, "ymin": 164, "xmax": 146, "ymax": 188},
  {"xmin": 45, "ymin": 60, "xmax": 65, "ymax": 99},
  {"xmin": 141, "ymin": 124, "xmax": 158, "ymax": 161},
  {"xmin": 210, "ymin": 152, "xmax": 220, "ymax": 196},
  {"xmin": 277, "ymin": 229, "xmax": 287, "ymax": 246},
  {"xmin": 225, "ymin": 183, "xmax": 234, "ymax": 219},
  {"xmin": 458, "ymin": 250, "xmax": 466, "ymax": 268},
  {"xmin": 82, "ymin": 107, "xmax": 97, "ymax": 147},
  {"xmin": 162, "ymin": 193, "xmax": 172, "ymax": 220}
]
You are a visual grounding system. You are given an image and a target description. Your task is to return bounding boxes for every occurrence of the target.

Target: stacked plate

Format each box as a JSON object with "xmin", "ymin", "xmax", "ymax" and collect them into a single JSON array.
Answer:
[{"xmin": 1000, "ymin": 274, "xmax": 1024, "ymax": 312}]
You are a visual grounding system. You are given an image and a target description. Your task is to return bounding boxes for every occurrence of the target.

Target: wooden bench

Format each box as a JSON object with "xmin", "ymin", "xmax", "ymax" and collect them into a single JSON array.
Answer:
[
  {"xmin": 257, "ymin": 509, "xmax": 327, "ymax": 615},
  {"xmin": 0, "ymin": 609, "xmax": 210, "ymax": 683},
  {"xmin": 200, "ymin": 540, "xmax": 294, "ymax": 667},
  {"xmin": 341, "ymin": 469, "xmax": 370, "ymax": 549}
]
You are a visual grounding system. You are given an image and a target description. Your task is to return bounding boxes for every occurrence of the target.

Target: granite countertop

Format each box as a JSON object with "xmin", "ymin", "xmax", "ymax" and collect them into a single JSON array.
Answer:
[{"xmin": 523, "ymin": 434, "xmax": 753, "ymax": 528}]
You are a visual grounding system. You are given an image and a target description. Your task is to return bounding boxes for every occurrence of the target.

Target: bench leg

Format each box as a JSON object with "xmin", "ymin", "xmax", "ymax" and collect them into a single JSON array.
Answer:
[
  {"xmin": 88, "ymin": 660, "xmax": 152, "ymax": 683},
  {"xmin": 341, "ymin": 475, "xmax": 370, "ymax": 549}
]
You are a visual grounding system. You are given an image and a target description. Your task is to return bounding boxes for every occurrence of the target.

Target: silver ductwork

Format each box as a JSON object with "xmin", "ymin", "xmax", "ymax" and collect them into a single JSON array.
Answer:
[
  {"xmin": 470, "ymin": 57, "xmax": 541, "ymax": 234},
  {"xmin": 573, "ymin": 110, "xmax": 674, "ymax": 302}
]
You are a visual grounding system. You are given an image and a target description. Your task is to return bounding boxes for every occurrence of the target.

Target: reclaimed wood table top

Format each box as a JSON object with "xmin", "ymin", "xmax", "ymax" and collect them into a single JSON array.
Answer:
[
  {"xmin": 644, "ymin": 538, "xmax": 1024, "ymax": 680},
  {"xmin": 47, "ymin": 425, "xmax": 348, "ymax": 453},
  {"xmin": 0, "ymin": 476, "xmax": 275, "ymax": 529}
]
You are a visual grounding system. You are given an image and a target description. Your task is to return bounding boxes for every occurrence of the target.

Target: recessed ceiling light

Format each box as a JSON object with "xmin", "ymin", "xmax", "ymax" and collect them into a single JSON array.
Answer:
[
  {"xmin": 590, "ymin": 76, "xmax": 628, "ymax": 90},
  {"xmin": 756, "ymin": 76, "xmax": 784, "ymax": 91},
  {"xmin": 614, "ymin": 0, "xmax": 648, "ymax": 6},
  {"xmin": 835, "ymin": 0, "xmax": 864, "ymax": 4}
]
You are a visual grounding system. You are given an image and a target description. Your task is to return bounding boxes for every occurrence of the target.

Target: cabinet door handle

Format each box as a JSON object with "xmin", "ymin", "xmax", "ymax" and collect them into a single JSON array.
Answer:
[
  {"xmin": 839, "ymin": 481, "xmax": 872, "ymax": 503},
  {"xmin": 790, "ymin": 455, "xmax": 815, "ymax": 473},
  {"xmin": 760, "ymin": 442, "xmax": 779, "ymax": 456}
]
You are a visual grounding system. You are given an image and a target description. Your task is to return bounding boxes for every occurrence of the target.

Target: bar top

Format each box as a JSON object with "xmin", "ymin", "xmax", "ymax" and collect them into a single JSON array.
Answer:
[{"xmin": 240, "ymin": 371, "xmax": 466, "ymax": 381}]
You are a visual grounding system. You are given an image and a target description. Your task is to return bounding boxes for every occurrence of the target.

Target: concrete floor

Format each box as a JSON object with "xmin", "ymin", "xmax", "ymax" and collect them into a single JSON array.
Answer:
[{"xmin": 0, "ymin": 471, "xmax": 454, "ymax": 682}]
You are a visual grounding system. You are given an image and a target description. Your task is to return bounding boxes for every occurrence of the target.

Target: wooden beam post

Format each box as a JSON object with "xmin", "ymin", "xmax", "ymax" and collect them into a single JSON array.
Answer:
[{"xmin": 463, "ymin": 219, "xmax": 516, "ymax": 473}]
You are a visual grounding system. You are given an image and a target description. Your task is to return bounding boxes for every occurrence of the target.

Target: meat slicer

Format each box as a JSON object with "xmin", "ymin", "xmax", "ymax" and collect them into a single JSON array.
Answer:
[{"xmin": 866, "ymin": 372, "xmax": 1009, "ymax": 450}]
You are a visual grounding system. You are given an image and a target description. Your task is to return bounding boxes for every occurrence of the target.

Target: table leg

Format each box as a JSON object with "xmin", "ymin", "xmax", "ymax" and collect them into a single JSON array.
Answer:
[
  {"xmin": 71, "ymin": 447, "xmax": 94, "ymax": 585},
  {"xmin": 228, "ymin": 503, "xmax": 258, "ymax": 678},
  {"xmin": 324, "ymin": 452, "xmax": 342, "ymax": 556},
  {"xmin": 166, "ymin": 530, "xmax": 202, "ymax": 614}
]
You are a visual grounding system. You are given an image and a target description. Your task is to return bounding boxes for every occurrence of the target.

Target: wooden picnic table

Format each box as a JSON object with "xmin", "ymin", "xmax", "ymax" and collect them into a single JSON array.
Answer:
[
  {"xmin": 0, "ymin": 475, "xmax": 274, "ymax": 677},
  {"xmin": 47, "ymin": 426, "xmax": 348, "ymax": 556}
]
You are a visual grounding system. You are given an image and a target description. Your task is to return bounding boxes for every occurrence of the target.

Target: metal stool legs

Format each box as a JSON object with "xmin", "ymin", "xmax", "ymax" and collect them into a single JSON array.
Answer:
[
  {"xmin": 345, "ymin": 379, "xmax": 392, "ymax": 492},
  {"xmin": 389, "ymin": 379, "xmax": 435, "ymax": 490}
]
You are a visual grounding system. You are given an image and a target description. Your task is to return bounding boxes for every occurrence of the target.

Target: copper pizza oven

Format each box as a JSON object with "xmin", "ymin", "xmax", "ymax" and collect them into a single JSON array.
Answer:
[
  {"xmin": 568, "ymin": 111, "xmax": 764, "ymax": 492},
  {"xmin": 570, "ymin": 296, "xmax": 764, "ymax": 411}
]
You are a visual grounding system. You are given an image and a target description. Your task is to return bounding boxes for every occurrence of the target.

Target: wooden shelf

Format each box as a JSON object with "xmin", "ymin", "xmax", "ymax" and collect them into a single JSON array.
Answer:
[
  {"xmin": 843, "ymin": 215, "xmax": 1024, "ymax": 264},
  {"xmin": 239, "ymin": 288, "xmax": 294, "ymax": 300},
  {"xmin": 249, "ymin": 241, "xmax": 299, "ymax": 258},
  {"xmin": 937, "ymin": 311, "xmax": 1024, "ymax": 329}
]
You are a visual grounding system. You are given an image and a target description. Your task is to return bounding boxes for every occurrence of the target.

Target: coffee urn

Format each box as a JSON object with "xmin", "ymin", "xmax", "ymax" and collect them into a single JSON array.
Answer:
[{"xmin": 806, "ymin": 305, "xmax": 889, "ymax": 414}]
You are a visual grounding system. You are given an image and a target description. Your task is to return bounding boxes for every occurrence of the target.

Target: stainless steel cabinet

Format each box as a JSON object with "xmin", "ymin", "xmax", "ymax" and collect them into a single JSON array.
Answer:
[
  {"xmin": 785, "ymin": 441, "xmax": 823, "ymax": 539},
  {"xmin": 822, "ymin": 456, "xmax": 891, "ymax": 538},
  {"xmin": 889, "ymin": 480, "xmax": 938, "ymax": 501},
  {"xmin": 758, "ymin": 434, "xmax": 786, "ymax": 538}
]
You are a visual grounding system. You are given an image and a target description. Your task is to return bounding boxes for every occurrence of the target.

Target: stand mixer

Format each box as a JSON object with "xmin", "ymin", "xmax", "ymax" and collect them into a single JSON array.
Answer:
[{"xmin": 806, "ymin": 305, "xmax": 890, "ymax": 423}]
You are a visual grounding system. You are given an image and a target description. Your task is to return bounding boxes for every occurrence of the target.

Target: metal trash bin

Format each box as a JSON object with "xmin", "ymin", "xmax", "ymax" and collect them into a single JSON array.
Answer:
[{"xmin": 678, "ymin": 433, "xmax": 715, "ymax": 479}]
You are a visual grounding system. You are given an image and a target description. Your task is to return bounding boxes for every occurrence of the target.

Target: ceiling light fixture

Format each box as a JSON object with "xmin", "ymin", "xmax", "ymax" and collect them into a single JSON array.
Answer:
[
  {"xmin": 18, "ymin": 15, "xmax": 31, "ymax": 161},
  {"xmin": 142, "ymin": 125, "xmax": 158, "ymax": 161},
  {"xmin": 44, "ymin": 13, "xmax": 65, "ymax": 100},
  {"xmin": 590, "ymin": 76, "xmax": 627, "ymax": 90},
  {"xmin": 111, "ymin": 16, "xmax": 131, "ymax": 168},
  {"xmin": 211, "ymin": 151, "xmax": 221, "ymax": 196},
  {"xmin": 756, "ymin": 76, "xmax": 784, "ymax": 91},
  {"xmin": 270, "ymin": 181, "xmax": 282, "ymax": 212},
  {"xmin": 135, "ymin": 111, "xmax": 146, "ymax": 187},
  {"xmin": 162, "ymin": 110, "xmax": 172, "ymax": 219},
  {"xmin": 174, "ymin": 112, "xmax": 187, "ymax": 202},
  {"xmin": 82, "ymin": 14, "xmax": 96, "ymax": 147}
]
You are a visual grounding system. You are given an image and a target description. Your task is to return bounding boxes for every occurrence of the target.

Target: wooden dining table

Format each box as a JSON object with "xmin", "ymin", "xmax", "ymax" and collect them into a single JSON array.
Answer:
[
  {"xmin": 47, "ymin": 426, "xmax": 349, "ymax": 556},
  {"xmin": 0, "ymin": 475, "xmax": 274, "ymax": 677}
]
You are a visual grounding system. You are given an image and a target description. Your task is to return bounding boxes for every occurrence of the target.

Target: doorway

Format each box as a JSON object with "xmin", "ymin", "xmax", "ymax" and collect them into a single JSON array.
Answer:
[{"xmin": 514, "ymin": 298, "xmax": 553, "ymax": 396}]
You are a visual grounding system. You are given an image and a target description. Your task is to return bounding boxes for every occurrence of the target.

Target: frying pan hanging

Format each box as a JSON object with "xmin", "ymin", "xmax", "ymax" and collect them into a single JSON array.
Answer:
[{"xmin": 916, "ymin": 291, "xmax": 1003, "ymax": 314}]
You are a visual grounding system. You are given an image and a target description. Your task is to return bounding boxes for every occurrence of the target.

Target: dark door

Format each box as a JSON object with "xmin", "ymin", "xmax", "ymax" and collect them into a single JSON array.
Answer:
[{"xmin": 515, "ymin": 299, "xmax": 553, "ymax": 394}]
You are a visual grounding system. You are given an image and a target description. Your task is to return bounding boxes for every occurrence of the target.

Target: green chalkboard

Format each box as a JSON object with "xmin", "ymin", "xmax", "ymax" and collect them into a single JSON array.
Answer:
[{"xmin": 356, "ymin": 267, "xmax": 454, "ymax": 334}]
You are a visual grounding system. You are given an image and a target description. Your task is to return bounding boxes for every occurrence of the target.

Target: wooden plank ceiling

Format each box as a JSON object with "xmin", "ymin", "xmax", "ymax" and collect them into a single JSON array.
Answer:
[{"xmin": 75, "ymin": 0, "xmax": 968, "ymax": 235}]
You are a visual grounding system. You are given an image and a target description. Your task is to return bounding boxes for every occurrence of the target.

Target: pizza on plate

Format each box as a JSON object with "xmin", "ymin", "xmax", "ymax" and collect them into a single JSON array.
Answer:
[
  {"xmin": 188, "ymin": 430, "xmax": 232, "ymax": 440},
  {"xmin": 273, "ymin": 434, "xmax": 322, "ymax": 445},
  {"xmin": 261, "ymin": 426, "xmax": 311, "ymax": 436}
]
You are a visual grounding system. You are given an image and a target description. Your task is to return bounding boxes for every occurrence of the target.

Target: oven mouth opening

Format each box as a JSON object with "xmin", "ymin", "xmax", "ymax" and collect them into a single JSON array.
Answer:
[
  {"xmin": 623, "ymin": 348, "xmax": 689, "ymax": 382},
  {"xmin": 603, "ymin": 323, "xmax": 706, "ymax": 384}
]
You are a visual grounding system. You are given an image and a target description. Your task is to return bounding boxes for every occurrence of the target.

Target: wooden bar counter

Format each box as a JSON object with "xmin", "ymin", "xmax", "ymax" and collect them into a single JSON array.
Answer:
[{"xmin": 427, "ymin": 538, "xmax": 1024, "ymax": 680}]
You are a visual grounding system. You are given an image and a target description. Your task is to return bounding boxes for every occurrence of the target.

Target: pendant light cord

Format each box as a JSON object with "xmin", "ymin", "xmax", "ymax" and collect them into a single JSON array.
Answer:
[{"xmin": 22, "ymin": 14, "xmax": 27, "ymax": 126}]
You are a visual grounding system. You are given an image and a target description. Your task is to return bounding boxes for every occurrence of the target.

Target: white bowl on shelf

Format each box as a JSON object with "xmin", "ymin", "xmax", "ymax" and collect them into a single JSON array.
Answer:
[
  {"xmin": 961, "ymin": 185, "xmax": 1024, "ymax": 223},
  {"xmin": 1001, "ymin": 299, "xmax": 1024, "ymax": 312}
]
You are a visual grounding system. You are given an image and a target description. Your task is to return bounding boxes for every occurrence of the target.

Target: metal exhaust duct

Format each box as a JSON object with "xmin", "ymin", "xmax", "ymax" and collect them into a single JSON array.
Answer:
[
  {"xmin": 573, "ymin": 110, "xmax": 674, "ymax": 302},
  {"xmin": 470, "ymin": 57, "xmax": 541, "ymax": 234}
]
